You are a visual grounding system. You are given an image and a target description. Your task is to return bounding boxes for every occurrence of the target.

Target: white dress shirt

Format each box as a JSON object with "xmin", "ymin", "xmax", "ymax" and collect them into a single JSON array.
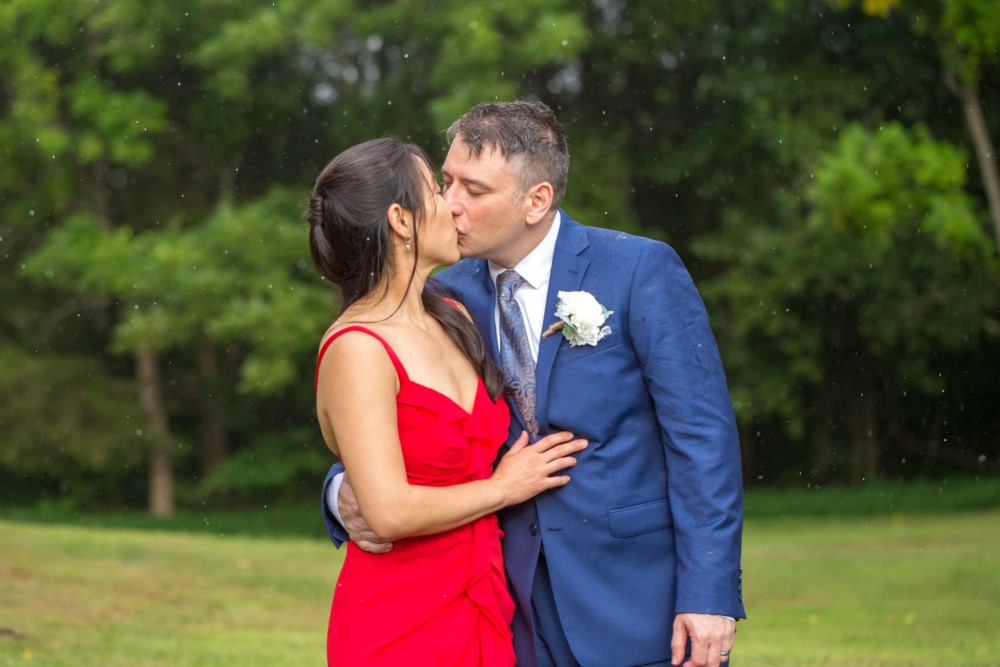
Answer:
[{"xmin": 487, "ymin": 211, "xmax": 562, "ymax": 362}]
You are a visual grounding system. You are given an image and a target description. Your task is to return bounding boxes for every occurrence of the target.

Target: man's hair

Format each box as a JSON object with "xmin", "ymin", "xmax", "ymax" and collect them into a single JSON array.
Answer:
[{"xmin": 446, "ymin": 100, "xmax": 569, "ymax": 210}]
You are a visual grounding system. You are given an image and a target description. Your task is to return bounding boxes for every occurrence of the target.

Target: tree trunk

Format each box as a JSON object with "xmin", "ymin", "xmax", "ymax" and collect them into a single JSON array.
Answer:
[
  {"xmin": 812, "ymin": 388, "xmax": 838, "ymax": 483},
  {"xmin": 944, "ymin": 72, "xmax": 1000, "ymax": 255},
  {"xmin": 197, "ymin": 337, "xmax": 228, "ymax": 479},
  {"xmin": 849, "ymin": 369, "xmax": 880, "ymax": 484},
  {"xmin": 136, "ymin": 345, "xmax": 175, "ymax": 517}
]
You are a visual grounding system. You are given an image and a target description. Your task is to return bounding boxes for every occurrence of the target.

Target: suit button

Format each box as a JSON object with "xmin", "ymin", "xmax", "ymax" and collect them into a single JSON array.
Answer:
[{"xmin": 529, "ymin": 523, "xmax": 539, "ymax": 536}]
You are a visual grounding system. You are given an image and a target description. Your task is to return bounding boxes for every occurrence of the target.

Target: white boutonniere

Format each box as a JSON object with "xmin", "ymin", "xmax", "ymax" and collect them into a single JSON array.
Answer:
[{"xmin": 542, "ymin": 290, "xmax": 613, "ymax": 347}]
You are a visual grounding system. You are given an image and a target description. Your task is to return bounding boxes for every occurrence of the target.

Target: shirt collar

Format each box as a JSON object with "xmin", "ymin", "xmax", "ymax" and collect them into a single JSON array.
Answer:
[{"xmin": 488, "ymin": 210, "xmax": 561, "ymax": 290}]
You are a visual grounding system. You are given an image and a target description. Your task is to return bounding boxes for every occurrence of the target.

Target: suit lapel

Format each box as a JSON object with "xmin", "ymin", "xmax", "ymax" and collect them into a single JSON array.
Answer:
[
  {"xmin": 535, "ymin": 215, "xmax": 590, "ymax": 433},
  {"xmin": 462, "ymin": 260, "xmax": 501, "ymax": 362},
  {"xmin": 463, "ymin": 260, "xmax": 531, "ymax": 435}
]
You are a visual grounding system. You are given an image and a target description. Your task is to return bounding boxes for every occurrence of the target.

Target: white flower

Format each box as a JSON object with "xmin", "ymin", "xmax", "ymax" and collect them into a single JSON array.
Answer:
[{"xmin": 548, "ymin": 290, "xmax": 613, "ymax": 347}]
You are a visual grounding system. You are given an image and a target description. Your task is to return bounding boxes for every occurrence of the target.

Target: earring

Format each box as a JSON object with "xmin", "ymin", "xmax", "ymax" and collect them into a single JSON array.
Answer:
[{"xmin": 405, "ymin": 237, "xmax": 411, "ymax": 252}]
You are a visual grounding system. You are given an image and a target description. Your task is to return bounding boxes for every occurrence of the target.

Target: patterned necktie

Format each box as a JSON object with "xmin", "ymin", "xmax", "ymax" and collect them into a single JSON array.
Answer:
[{"xmin": 496, "ymin": 269, "xmax": 538, "ymax": 437}]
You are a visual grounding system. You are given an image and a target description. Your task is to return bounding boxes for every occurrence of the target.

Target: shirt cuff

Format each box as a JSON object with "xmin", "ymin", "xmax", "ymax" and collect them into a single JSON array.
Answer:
[{"xmin": 326, "ymin": 471, "xmax": 345, "ymax": 525}]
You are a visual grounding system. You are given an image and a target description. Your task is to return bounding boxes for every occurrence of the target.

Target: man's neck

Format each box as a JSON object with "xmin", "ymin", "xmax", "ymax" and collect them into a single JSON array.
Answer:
[
  {"xmin": 488, "ymin": 211, "xmax": 562, "ymax": 283},
  {"xmin": 493, "ymin": 210, "xmax": 559, "ymax": 270}
]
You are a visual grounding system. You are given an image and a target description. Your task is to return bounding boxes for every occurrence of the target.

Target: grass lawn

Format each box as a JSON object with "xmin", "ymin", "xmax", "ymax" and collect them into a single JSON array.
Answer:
[
  {"xmin": 1, "ymin": 509, "xmax": 998, "ymax": 666},
  {"xmin": 737, "ymin": 511, "xmax": 999, "ymax": 666},
  {"xmin": 0, "ymin": 522, "xmax": 344, "ymax": 667}
]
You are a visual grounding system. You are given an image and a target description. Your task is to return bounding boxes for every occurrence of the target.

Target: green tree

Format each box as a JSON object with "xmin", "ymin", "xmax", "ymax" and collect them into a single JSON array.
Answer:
[
  {"xmin": 2, "ymin": 0, "xmax": 997, "ymax": 509},
  {"xmin": 3, "ymin": 0, "xmax": 335, "ymax": 513},
  {"xmin": 698, "ymin": 122, "xmax": 1000, "ymax": 483},
  {"xmin": 1, "ymin": 0, "xmax": 593, "ymax": 513},
  {"xmin": 23, "ymin": 189, "xmax": 329, "ymax": 512},
  {"xmin": 833, "ymin": 0, "xmax": 1000, "ymax": 253}
]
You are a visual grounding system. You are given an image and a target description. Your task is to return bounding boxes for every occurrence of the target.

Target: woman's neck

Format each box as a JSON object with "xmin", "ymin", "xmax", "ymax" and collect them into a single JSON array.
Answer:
[{"xmin": 349, "ymin": 261, "xmax": 432, "ymax": 325}]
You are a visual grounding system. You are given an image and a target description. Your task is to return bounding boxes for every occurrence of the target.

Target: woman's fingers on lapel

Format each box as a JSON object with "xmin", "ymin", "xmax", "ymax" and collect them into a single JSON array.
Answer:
[
  {"xmin": 531, "ymin": 430, "xmax": 576, "ymax": 452},
  {"xmin": 536, "ymin": 434, "xmax": 588, "ymax": 466},
  {"xmin": 508, "ymin": 430, "xmax": 530, "ymax": 452}
]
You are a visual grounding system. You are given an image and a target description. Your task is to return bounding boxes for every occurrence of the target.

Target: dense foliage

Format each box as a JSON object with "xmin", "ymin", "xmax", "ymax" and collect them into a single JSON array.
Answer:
[{"xmin": 1, "ymin": 0, "xmax": 997, "ymax": 513}]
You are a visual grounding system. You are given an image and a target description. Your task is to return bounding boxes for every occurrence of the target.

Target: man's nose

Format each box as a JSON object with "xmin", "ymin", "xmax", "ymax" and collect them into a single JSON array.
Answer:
[{"xmin": 444, "ymin": 190, "xmax": 462, "ymax": 215}]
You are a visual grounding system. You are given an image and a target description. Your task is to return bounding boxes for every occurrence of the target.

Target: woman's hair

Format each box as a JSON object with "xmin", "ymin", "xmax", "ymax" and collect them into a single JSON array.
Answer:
[{"xmin": 307, "ymin": 137, "xmax": 504, "ymax": 400}]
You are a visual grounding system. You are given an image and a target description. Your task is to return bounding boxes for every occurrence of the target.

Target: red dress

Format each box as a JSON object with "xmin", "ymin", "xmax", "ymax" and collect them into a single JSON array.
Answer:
[{"xmin": 317, "ymin": 326, "xmax": 515, "ymax": 667}]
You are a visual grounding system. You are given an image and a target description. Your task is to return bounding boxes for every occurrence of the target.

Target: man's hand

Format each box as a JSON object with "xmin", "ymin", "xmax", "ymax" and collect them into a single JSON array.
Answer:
[
  {"xmin": 670, "ymin": 613, "xmax": 736, "ymax": 667},
  {"xmin": 338, "ymin": 474, "xmax": 393, "ymax": 554}
]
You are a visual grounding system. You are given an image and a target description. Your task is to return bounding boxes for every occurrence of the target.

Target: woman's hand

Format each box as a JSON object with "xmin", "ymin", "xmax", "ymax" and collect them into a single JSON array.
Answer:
[{"xmin": 490, "ymin": 431, "xmax": 587, "ymax": 506}]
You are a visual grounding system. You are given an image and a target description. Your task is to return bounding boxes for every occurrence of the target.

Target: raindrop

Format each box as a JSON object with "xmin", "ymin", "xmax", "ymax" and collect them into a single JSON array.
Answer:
[
  {"xmin": 821, "ymin": 25, "xmax": 850, "ymax": 53},
  {"xmin": 312, "ymin": 83, "xmax": 337, "ymax": 105}
]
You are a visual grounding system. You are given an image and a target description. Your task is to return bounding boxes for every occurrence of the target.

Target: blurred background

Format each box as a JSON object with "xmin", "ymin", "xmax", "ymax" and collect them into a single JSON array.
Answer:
[
  {"xmin": 1, "ymin": 0, "xmax": 996, "ymax": 516},
  {"xmin": 0, "ymin": 1, "xmax": 998, "ymax": 664}
]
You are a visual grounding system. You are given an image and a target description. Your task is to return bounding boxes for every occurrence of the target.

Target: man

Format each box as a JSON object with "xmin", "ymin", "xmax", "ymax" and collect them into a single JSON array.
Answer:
[{"xmin": 323, "ymin": 101, "xmax": 745, "ymax": 667}]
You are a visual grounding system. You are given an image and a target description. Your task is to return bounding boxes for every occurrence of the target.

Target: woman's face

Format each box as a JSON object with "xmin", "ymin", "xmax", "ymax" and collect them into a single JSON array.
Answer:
[{"xmin": 415, "ymin": 159, "xmax": 460, "ymax": 267}]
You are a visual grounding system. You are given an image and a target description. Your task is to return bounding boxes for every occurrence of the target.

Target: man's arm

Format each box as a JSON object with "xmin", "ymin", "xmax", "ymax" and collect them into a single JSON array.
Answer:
[
  {"xmin": 628, "ymin": 240, "xmax": 744, "ymax": 614},
  {"xmin": 321, "ymin": 463, "xmax": 349, "ymax": 547},
  {"xmin": 321, "ymin": 463, "xmax": 394, "ymax": 553},
  {"xmin": 627, "ymin": 241, "xmax": 744, "ymax": 667}
]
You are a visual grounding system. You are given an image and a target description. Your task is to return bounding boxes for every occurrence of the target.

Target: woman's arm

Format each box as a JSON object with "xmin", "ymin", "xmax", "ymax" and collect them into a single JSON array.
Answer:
[{"xmin": 316, "ymin": 331, "xmax": 585, "ymax": 542}]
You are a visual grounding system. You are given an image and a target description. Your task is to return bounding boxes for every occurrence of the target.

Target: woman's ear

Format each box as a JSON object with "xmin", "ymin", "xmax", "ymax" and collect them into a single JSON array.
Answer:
[
  {"xmin": 525, "ymin": 182, "xmax": 555, "ymax": 225},
  {"xmin": 386, "ymin": 203, "xmax": 412, "ymax": 242}
]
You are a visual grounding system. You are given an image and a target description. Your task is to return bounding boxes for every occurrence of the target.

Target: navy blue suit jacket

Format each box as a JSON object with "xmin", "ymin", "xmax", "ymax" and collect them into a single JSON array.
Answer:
[{"xmin": 322, "ymin": 212, "xmax": 745, "ymax": 666}]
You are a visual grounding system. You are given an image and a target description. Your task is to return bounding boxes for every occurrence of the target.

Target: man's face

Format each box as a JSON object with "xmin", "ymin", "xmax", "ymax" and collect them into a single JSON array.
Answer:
[{"xmin": 441, "ymin": 138, "xmax": 531, "ymax": 267}]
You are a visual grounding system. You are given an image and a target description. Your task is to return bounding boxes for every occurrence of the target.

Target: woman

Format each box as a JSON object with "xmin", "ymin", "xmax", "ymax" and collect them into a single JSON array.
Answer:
[{"xmin": 307, "ymin": 137, "xmax": 586, "ymax": 666}]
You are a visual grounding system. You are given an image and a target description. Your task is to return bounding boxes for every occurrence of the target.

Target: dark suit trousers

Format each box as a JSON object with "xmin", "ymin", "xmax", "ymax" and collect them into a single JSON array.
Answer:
[
  {"xmin": 531, "ymin": 553, "xmax": 580, "ymax": 667},
  {"xmin": 530, "ymin": 552, "xmax": 691, "ymax": 667}
]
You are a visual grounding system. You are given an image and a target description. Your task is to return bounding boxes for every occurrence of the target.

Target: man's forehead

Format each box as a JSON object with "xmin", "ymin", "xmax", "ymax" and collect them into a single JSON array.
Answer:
[{"xmin": 444, "ymin": 140, "xmax": 511, "ymax": 175}]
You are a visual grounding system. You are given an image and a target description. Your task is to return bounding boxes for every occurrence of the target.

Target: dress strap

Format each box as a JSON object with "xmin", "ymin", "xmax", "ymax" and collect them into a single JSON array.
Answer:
[{"xmin": 315, "ymin": 325, "xmax": 409, "ymax": 390}]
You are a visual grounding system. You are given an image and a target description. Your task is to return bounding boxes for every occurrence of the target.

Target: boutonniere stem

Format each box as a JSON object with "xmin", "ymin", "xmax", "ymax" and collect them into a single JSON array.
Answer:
[{"xmin": 542, "ymin": 321, "xmax": 564, "ymax": 338}]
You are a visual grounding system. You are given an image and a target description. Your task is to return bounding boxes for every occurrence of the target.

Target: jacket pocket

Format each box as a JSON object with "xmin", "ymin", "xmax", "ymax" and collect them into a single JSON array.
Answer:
[
  {"xmin": 608, "ymin": 498, "xmax": 672, "ymax": 537},
  {"xmin": 555, "ymin": 329, "xmax": 622, "ymax": 365}
]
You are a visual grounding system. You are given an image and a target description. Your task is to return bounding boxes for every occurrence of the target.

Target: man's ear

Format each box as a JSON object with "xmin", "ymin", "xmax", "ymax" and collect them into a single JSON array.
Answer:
[
  {"xmin": 525, "ymin": 182, "xmax": 555, "ymax": 225},
  {"xmin": 386, "ymin": 203, "xmax": 412, "ymax": 241}
]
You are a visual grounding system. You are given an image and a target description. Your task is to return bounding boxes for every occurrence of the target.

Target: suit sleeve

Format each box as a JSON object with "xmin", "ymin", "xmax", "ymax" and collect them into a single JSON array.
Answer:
[
  {"xmin": 322, "ymin": 462, "xmax": 349, "ymax": 548},
  {"xmin": 628, "ymin": 241, "xmax": 745, "ymax": 618}
]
